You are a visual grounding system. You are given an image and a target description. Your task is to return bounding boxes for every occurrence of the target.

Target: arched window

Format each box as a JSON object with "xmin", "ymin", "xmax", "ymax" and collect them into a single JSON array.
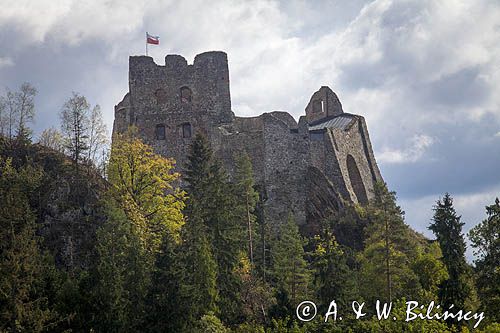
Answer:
[
  {"xmin": 182, "ymin": 123, "xmax": 192, "ymax": 138},
  {"xmin": 180, "ymin": 86, "xmax": 192, "ymax": 103},
  {"xmin": 346, "ymin": 154, "xmax": 368, "ymax": 205},
  {"xmin": 156, "ymin": 124, "xmax": 166, "ymax": 140},
  {"xmin": 155, "ymin": 88, "xmax": 167, "ymax": 104}
]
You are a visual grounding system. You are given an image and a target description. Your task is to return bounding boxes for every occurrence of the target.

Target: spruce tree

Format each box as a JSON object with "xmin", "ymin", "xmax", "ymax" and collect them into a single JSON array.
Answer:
[
  {"xmin": 183, "ymin": 133, "xmax": 245, "ymax": 324},
  {"xmin": 92, "ymin": 200, "xmax": 150, "ymax": 332},
  {"xmin": 469, "ymin": 198, "xmax": 500, "ymax": 322},
  {"xmin": 429, "ymin": 193, "xmax": 471, "ymax": 311},
  {"xmin": 272, "ymin": 215, "xmax": 311, "ymax": 306},
  {"xmin": 148, "ymin": 232, "xmax": 184, "ymax": 332},
  {"xmin": 0, "ymin": 158, "xmax": 60, "ymax": 330},
  {"xmin": 234, "ymin": 152, "xmax": 259, "ymax": 265},
  {"xmin": 178, "ymin": 203, "xmax": 219, "ymax": 328},
  {"xmin": 180, "ymin": 133, "xmax": 219, "ymax": 325}
]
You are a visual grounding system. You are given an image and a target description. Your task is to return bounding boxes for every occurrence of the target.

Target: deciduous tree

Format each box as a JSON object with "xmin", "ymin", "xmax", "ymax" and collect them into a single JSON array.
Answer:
[{"xmin": 107, "ymin": 127, "xmax": 185, "ymax": 253}]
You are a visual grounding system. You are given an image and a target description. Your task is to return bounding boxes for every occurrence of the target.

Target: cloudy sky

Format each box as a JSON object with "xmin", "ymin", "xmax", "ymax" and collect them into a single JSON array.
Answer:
[{"xmin": 1, "ymin": 0, "xmax": 499, "ymax": 259}]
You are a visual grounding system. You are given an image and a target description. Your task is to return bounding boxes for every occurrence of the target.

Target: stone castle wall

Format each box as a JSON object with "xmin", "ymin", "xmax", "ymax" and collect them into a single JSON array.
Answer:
[{"xmin": 113, "ymin": 51, "xmax": 383, "ymax": 232}]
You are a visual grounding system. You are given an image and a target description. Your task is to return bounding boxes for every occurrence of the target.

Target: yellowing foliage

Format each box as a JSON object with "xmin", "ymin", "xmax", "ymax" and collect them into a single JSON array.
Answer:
[{"xmin": 108, "ymin": 127, "xmax": 185, "ymax": 253}]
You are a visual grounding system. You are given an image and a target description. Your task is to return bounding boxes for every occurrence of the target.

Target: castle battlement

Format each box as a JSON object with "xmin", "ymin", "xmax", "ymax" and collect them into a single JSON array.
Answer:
[{"xmin": 113, "ymin": 51, "xmax": 383, "ymax": 233}]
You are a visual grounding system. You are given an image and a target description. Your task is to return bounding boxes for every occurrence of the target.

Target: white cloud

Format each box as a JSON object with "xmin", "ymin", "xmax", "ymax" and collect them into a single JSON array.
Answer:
[
  {"xmin": 377, "ymin": 134, "xmax": 434, "ymax": 164},
  {"xmin": 2, "ymin": 0, "xmax": 499, "ymax": 123},
  {"xmin": 0, "ymin": 57, "xmax": 14, "ymax": 68},
  {"xmin": 1, "ymin": 1, "xmax": 500, "ymax": 245},
  {"xmin": 0, "ymin": 0, "xmax": 145, "ymax": 45}
]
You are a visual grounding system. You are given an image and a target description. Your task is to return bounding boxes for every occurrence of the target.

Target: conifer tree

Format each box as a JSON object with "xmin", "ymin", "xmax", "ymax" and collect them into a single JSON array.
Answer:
[
  {"xmin": 0, "ymin": 158, "xmax": 60, "ymax": 330},
  {"xmin": 469, "ymin": 198, "xmax": 500, "ymax": 322},
  {"xmin": 180, "ymin": 133, "xmax": 220, "ymax": 326},
  {"xmin": 92, "ymin": 200, "xmax": 150, "ymax": 332},
  {"xmin": 183, "ymin": 133, "xmax": 245, "ymax": 323},
  {"xmin": 429, "ymin": 193, "xmax": 471, "ymax": 311},
  {"xmin": 178, "ymin": 202, "xmax": 219, "ymax": 328},
  {"xmin": 60, "ymin": 92, "xmax": 90, "ymax": 164},
  {"xmin": 148, "ymin": 232, "xmax": 184, "ymax": 332},
  {"xmin": 359, "ymin": 182, "xmax": 420, "ymax": 304},
  {"xmin": 312, "ymin": 225, "xmax": 356, "ymax": 310},
  {"xmin": 234, "ymin": 152, "xmax": 259, "ymax": 265},
  {"xmin": 272, "ymin": 215, "xmax": 311, "ymax": 306}
]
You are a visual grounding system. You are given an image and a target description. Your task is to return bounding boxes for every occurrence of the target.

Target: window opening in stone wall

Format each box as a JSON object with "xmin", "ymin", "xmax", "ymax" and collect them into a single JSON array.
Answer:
[
  {"xmin": 182, "ymin": 123, "xmax": 192, "ymax": 138},
  {"xmin": 156, "ymin": 124, "xmax": 166, "ymax": 140},
  {"xmin": 180, "ymin": 86, "xmax": 192, "ymax": 103},
  {"xmin": 312, "ymin": 99, "xmax": 323, "ymax": 113},
  {"xmin": 155, "ymin": 88, "xmax": 167, "ymax": 104},
  {"xmin": 310, "ymin": 131, "xmax": 324, "ymax": 141},
  {"xmin": 346, "ymin": 154, "xmax": 368, "ymax": 205}
]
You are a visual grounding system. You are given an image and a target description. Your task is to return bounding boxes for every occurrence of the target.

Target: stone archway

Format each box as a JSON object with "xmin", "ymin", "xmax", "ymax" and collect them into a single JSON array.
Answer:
[{"xmin": 346, "ymin": 154, "xmax": 368, "ymax": 205}]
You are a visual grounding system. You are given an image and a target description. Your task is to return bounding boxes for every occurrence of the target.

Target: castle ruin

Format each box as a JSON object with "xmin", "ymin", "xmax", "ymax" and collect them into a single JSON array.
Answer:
[{"xmin": 113, "ymin": 51, "xmax": 383, "ymax": 233}]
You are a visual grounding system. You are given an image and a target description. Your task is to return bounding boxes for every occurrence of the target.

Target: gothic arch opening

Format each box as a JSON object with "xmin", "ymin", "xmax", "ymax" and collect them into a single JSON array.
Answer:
[{"xmin": 346, "ymin": 154, "xmax": 368, "ymax": 205}]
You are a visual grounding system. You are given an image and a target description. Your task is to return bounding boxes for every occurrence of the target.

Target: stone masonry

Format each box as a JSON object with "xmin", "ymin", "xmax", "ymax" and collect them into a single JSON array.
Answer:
[{"xmin": 113, "ymin": 51, "xmax": 383, "ymax": 234}]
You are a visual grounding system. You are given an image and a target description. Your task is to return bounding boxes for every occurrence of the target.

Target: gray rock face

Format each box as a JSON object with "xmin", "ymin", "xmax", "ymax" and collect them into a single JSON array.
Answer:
[{"xmin": 113, "ymin": 51, "xmax": 383, "ymax": 232}]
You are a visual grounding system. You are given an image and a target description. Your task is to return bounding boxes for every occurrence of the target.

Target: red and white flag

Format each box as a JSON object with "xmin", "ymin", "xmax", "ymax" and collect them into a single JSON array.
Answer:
[{"xmin": 146, "ymin": 32, "xmax": 159, "ymax": 45}]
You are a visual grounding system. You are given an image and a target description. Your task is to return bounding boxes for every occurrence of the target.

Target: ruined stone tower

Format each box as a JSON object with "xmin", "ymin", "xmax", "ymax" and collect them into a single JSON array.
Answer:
[{"xmin": 113, "ymin": 51, "xmax": 383, "ymax": 233}]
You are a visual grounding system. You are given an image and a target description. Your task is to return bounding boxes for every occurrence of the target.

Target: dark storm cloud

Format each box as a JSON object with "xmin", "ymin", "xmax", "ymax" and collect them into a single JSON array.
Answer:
[{"xmin": 424, "ymin": 67, "xmax": 489, "ymax": 108}]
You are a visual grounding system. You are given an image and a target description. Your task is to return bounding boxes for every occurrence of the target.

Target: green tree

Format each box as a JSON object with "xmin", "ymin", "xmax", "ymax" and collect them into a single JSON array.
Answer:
[
  {"xmin": 147, "ymin": 231, "xmax": 184, "ymax": 332},
  {"xmin": 359, "ymin": 182, "xmax": 421, "ymax": 304},
  {"xmin": 236, "ymin": 254, "xmax": 275, "ymax": 324},
  {"xmin": 183, "ymin": 133, "xmax": 245, "ymax": 323},
  {"xmin": 178, "ymin": 203, "xmax": 219, "ymax": 328},
  {"xmin": 0, "ymin": 158, "xmax": 61, "ymax": 331},
  {"xmin": 234, "ymin": 152, "xmax": 259, "ymax": 265},
  {"xmin": 272, "ymin": 215, "xmax": 311, "ymax": 306},
  {"xmin": 92, "ymin": 200, "xmax": 150, "ymax": 332},
  {"xmin": 469, "ymin": 198, "xmax": 500, "ymax": 322},
  {"xmin": 412, "ymin": 242, "xmax": 449, "ymax": 301},
  {"xmin": 311, "ymin": 225, "xmax": 356, "ymax": 310},
  {"xmin": 429, "ymin": 193, "xmax": 472, "ymax": 312},
  {"xmin": 107, "ymin": 127, "xmax": 185, "ymax": 254},
  {"xmin": 194, "ymin": 312, "xmax": 229, "ymax": 333}
]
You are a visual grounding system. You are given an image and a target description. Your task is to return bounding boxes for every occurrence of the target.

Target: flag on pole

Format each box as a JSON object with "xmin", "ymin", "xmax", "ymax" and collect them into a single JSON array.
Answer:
[{"xmin": 146, "ymin": 32, "xmax": 160, "ymax": 45}]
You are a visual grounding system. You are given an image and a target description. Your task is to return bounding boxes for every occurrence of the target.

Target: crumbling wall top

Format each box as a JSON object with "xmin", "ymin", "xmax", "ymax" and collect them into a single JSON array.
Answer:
[{"xmin": 305, "ymin": 86, "xmax": 343, "ymax": 123}]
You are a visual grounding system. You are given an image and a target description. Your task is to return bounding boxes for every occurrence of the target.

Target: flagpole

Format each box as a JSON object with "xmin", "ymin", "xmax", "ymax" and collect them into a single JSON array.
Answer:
[{"xmin": 146, "ymin": 32, "xmax": 148, "ymax": 56}]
